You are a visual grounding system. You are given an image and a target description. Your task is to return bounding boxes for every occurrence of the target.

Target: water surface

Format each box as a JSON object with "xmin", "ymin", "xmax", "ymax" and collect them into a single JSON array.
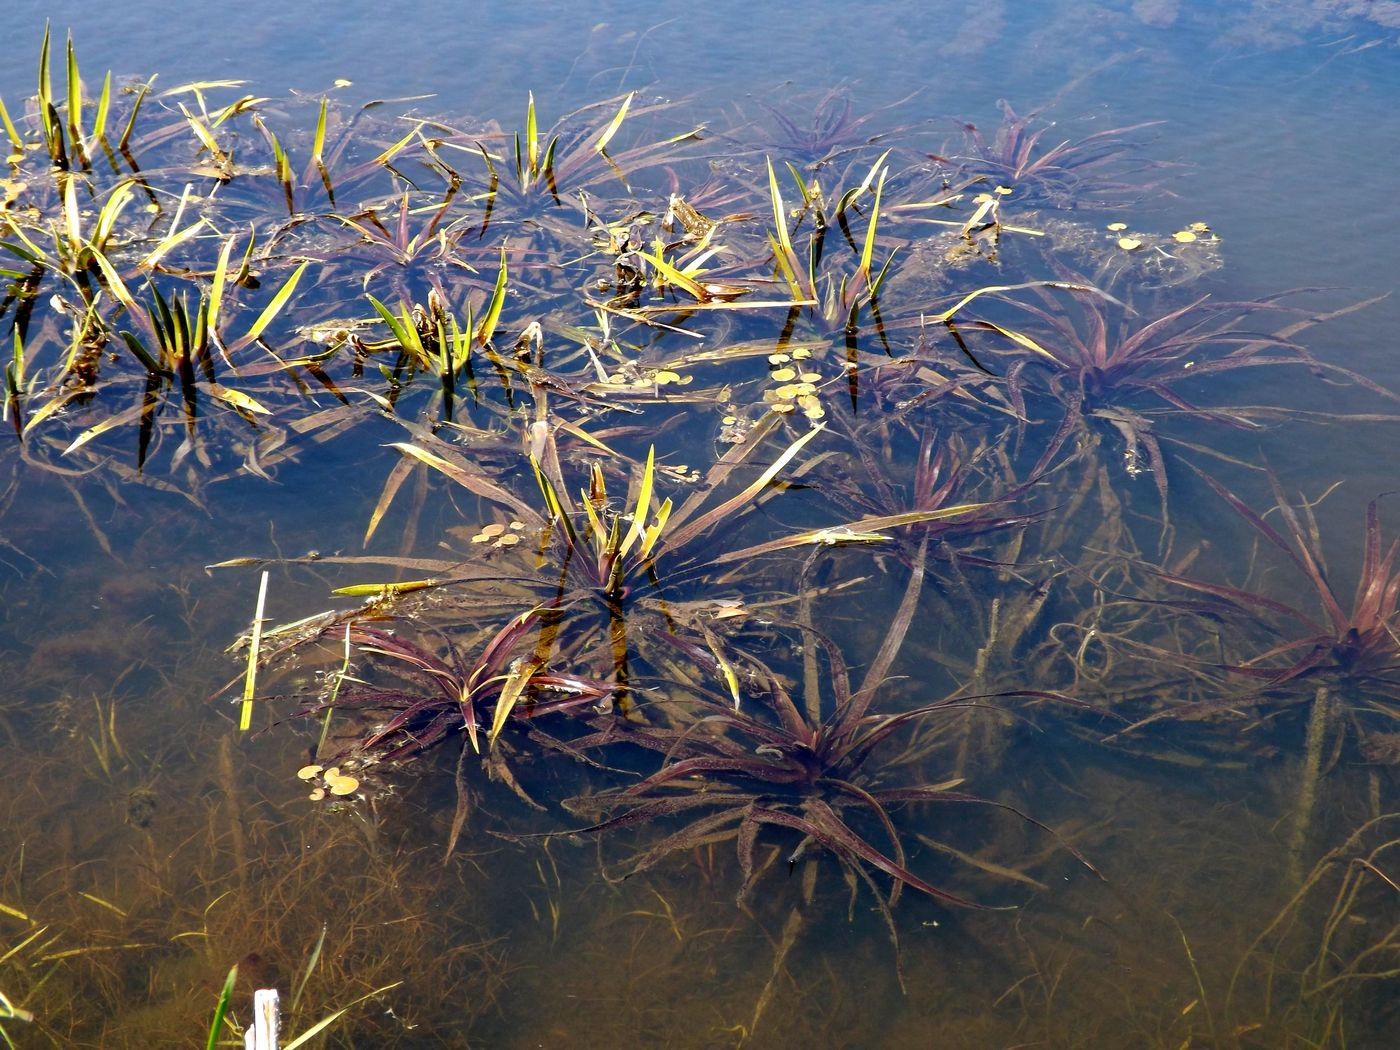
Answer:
[{"xmin": 2, "ymin": 3, "xmax": 1400, "ymax": 1047}]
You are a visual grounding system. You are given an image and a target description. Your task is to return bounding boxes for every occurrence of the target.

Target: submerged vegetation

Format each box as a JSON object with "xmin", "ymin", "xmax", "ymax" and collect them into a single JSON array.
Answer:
[{"xmin": 3, "ymin": 25, "xmax": 1400, "ymax": 1049}]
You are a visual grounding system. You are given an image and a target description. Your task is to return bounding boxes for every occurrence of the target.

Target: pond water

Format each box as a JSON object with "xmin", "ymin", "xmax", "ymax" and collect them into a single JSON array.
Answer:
[{"xmin": 3, "ymin": 2, "xmax": 1400, "ymax": 1047}]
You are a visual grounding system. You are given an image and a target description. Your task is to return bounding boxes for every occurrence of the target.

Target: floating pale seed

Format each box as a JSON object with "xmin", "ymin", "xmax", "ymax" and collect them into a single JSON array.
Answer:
[
  {"xmin": 1117, "ymin": 237, "xmax": 1143, "ymax": 251},
  {"xmin": 771, "ymin": 367, "xmax": 797, "ymax": 382},
  {"xmin": 721, "ymin": 415, "xmax": 737, "ymax": 425},
  {"xmin": 471, "ymin": 533, "xmax": 491, "ymax": 543},
  {"xmin": 296, "ymin": 764, "xmax": 323, "ymax": 780},
  {"xmin": 1171, "ymin": 230, "xmax": 1197, "ymax": 243},
  {"xmin": 995, "ymin": 186, "xmax": 1013, "ymax": 196},
  {"xmin": 480, "ymin": 523, "xmax": 506, "ymax": 538},
  {"xmin": 772, "ymin": 403, "xmax": 796, "ymax": 414},
  {"xmin": 1189, "ymin": 221, "xmax": 1211, "ymax": 232},
  {"xmin": 799, "ymin": 372, "xmax": 821, "ymax": 383},
  {"xmin": 497, "ymin": 534, "xmax": 521, "ymax": 547},
  {"xmin": 767, "ymin": 353, "xmax": 791, "ymax": 364},
  {"xmin": 1106, "ymin": 222, "xmax": 1128, "ymax": 231},
  {"xmin": 510, "ymin": 521, "xmax": 526, "ymax": 531},
  {"xmin": 328, "ymin": 776, "xmax": 360, "ymax": 796},
  {"xmin": 791, "ymin": 348, "xmax": 812, "ymax": 360},
  {"xmin": 308, "ymin": 787, "xmax": 326, "ymax": 801},
  {"xmin": 654, "ymin": 370, "xmax": 682, "ymax": 384}
]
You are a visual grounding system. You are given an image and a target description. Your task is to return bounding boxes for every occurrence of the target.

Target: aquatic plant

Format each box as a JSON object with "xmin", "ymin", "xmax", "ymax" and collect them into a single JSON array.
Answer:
[
  {"xmin": 1167, "ymin": 475, "xmax": 1400, "ymax": 695},
  {"xmin": 816, "ymin": 422, "xmax": 1040, "ymax": 574},
  {"xmin": 942, "ymin": 281, "xmax": 1393, "ymax": 539},
  {"xmin": 292, "ymin": 612, "xmax": 614, "ymax": 764},
  {"xmin": 427, "ymin": 92, "xmax": 705, "ymax": 225},
  {"xmin": 1228, "ymin": 811, "xmax": 1400, "ymax": 1047},
  {"xmin": 559, "ymin": 541, "xmax": 1094, "ymax": 940},
  {"xmin": 939, "ymin": 99, "xmax": 1164, "ymax": 208},
  {"xmin": 747, "ymin": 85, "xmax": 927, "ymax": 169}
]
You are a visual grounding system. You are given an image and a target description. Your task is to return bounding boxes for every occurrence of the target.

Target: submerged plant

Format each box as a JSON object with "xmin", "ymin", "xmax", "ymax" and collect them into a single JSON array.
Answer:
[
  {"xmin": 940, "ymin": 100, "xmax": 1164, "ymax": 208},
  {"xmin": 951, "ymin": 282, "xmax": 1393, "ymax": 534},
  {"xmin": 560, "ymin": 546, "xmax": 1095, "ymax": 977},
  {"xmin": 748, "ymin": 85, "xmax": 927, "ymax": 169},
  {"xmin": 1112, "ymin": 471, "xmax": 1400, "ymax": 868}
]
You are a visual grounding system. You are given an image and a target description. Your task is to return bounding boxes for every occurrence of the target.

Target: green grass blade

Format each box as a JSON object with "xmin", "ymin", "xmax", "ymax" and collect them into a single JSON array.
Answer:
[
  {"xmin": 205, "ymin": 965, "xmax": 237, "ymax": 1050},
  {"xmin": 617, "ymin": 446, "xmax": 657, "ymax": 559},
  {"xmin": 65, "ymin": 33, "xmax": 82, "ymax": 145},
  {"xmin": 474, "ymin": 248, "xmax": 507, "ymax": 346},
  {"xmin": 312, "ymin": 95, "xmax": 328, "ymax": 160},
  {"xmin": 766, "ymin": 157, "xmax": 794, "ymax": 256},
  {"xmin": 241, "ymin": 260, "xmax": 309, "ymax": 345},
  {"xmin": 37, "ymin": 23, "xmax": 56, "ymax": 161},
  {"xmin": 0, "ymin": 93, "xmax": 21, "ymax": 151},
  {"xmin": 207, "ymin": 234, "xmax": 237, "ymax": 334},
  {"xmin": 525, "ymin": 91, "xmax": 539, "ymax": 176},
  {"xmin": 858, "ymin": 167, "xmax": 887, "ymax": 282},
  {"xmin": 637, "ymin": 248, "xmax": 708, "ymax": 301},
  {"xmin": 366, "ymin": 293, "xmax": 416, "ymax": 353},
  {"xmin": 118, "ymin": 80, "xmax": 150, "ymax": 151},
  {"xmin": 92, "ymin": 70, "xmax": 112, "ymax": 140},
  {"xmin": 89, "ymin": 246, "xmax": 140, "ymax": 315},
  {"xmin": 239, "ymin": 571, "xmax": 269, "ymax": 731},
  {"xmin": 489, "ymin": 658, "xmax": 540, "ymax": 747},
  {"xmin": 92, "ymin": 179, "xmax": 134, "ymax": 252},
  {"xmin": 291, "ymin": 924, "xmax": 326, "ymax": 1013},
  {"xmin": 280, "ymin": 982, "xmax": 401, "ymax": 1050},
  {"xmin": 594, "ymin": 91, "xmax": 633, "ymax": 153},
  {"xmin": 784, "ymin": 160, "xmax": 812, "ymax": 206},
  {"xmin": 667, "ymin": 422, "xmax": 825, "ymax": 551}
]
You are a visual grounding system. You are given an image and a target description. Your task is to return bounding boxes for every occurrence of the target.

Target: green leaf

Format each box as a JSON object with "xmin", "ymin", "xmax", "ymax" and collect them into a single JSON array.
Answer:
[
  {"xmin": 205, "ymin": 966, "xmax": 237, "ymax": 1050},
  {"xmin": 474, "ymin": 248, "xmax": 507, "ymax": 346},
  {"xmin": 594, "ymin": 91, "xmax": 633, "ymax": 153},
  {"xmin": 241, "ymin": 260, "xmax": 309, "ymax": 345}
]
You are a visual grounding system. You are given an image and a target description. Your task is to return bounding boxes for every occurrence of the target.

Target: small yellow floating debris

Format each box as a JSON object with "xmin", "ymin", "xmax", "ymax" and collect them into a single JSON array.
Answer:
[
  {"xmin": 791, "ymin": 348, "xmax": 812, "ymax": 360},
  {"xmin": 1117, "ymin": 237, "xmax": 1143, "ymax": 251},
  {"xmin": 1107, "ymin": 222, "xmax": 1128, "ymax": 231},
  {"xmin": 296, "ymin": 764, "xmax": 323, "ymax": 780},
  {"xmin": 768, "ymin": 353, "xmax": 791, "ymax": 365},
  {"xmin": 328, "ymin": 775, "xmax": 360, "ymax": 796},
  {"xmin": 770, "ymin": 367, "xmax": 797, "ymax": 382},
  {"xmin": 1172, "ymin": 230, "xmax": 1197, "ymax": 243}
]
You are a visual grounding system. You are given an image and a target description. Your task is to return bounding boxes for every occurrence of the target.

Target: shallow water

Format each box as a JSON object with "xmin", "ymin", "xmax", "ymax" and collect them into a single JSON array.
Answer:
[{"xmin": 3, "ymin": 3, "xmax": 1400, "ymax": 1048}]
